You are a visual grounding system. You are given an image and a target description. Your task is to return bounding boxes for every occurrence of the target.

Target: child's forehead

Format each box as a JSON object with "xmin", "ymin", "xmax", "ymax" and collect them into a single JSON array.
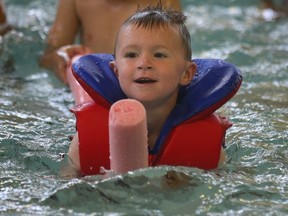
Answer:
[
  {"xmin": 120, "ymin": 24, "xmax": 180, "ymax": 36},
  {"xmin": 114, "ymin": 24, "xmax": 186, "ymax": 55},
  {"xmin": 116, "ymin": 25, "xmax": 182, "ymax": 47},
  {"xmin": 115, "ymin": 25, "xmax": 185, "ymax": 52}
]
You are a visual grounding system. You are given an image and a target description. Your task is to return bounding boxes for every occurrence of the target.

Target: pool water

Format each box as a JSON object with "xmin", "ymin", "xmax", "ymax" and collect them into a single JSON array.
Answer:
[{"xmin": 1, "ymin": 0, "xmax": 287, "ymax": 215}]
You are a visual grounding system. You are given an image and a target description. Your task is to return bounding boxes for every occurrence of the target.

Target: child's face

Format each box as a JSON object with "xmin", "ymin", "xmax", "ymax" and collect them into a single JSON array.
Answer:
[{"xmin": 111, "ymin": 24, "xmax": 196, "ymax": 107}]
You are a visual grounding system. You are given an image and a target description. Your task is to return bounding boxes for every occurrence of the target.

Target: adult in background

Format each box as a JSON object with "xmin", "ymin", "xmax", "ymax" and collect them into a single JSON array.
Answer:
[{"xmin": 40, "ymin": 0, "xmax": 182, "ymax": 84}]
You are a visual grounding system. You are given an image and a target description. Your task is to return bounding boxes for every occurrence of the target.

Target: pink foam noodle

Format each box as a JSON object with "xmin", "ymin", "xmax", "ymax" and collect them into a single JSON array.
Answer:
[
  {"xmin": 66, "ymin": 55, "xmax": 92, "ymax": 105},
  {"xmin": 109, "ymin": 99, "xmax": 148, "ymax": 174}
]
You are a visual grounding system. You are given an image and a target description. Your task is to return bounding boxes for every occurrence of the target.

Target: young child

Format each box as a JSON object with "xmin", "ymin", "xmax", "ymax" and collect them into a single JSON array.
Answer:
[
  {"xmin": 40, "ymin": 0, "xmax": 182, "ymax": 84},
  {"xmin": 66, "ymin": 4, "xmax": 227, "ymax": 176}
]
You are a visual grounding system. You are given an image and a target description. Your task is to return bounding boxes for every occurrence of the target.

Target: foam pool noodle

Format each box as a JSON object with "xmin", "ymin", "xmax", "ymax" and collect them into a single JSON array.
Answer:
[{"xmin": 109, "ymin": 99, "xmax": 148, "ymax": 174}]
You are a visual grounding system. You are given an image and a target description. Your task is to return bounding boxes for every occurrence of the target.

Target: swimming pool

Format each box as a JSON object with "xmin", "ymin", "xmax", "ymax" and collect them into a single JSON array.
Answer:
[{"xmin": 1, "ymin": 0, "xmax": 287, "ymax": 215}]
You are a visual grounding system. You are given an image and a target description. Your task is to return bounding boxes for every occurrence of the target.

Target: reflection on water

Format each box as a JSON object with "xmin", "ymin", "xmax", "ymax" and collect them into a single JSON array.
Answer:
[{"xmin": 0, "ymin": 0, "xmax": 287, "ymax": 215}]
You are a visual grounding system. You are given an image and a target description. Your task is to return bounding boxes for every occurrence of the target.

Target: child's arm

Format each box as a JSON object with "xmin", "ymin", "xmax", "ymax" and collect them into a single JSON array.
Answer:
[
  {"xmin": 218, "ymin": 147, "xmax": 226, "ymax": 167},
  {"xmin": 67, "ymin": 132, "xmax": 80, "ymax": 171},
  {"xmin": 59, "ymin": 132, "xmax": 81, "ymax": 178}
]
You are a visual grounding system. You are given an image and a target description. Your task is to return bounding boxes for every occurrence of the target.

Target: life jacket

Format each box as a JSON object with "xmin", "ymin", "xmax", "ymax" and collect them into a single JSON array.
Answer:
[{"xmin": 71, "ymin": 54, "xmax": 242, "ymax": 176}]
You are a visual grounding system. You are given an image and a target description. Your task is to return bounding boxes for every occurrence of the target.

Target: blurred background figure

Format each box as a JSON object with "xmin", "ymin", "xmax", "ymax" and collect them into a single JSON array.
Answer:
[
  {"xmin": 261, "ymin": 0, "xmax": 288, "ymax": 21},
  {"xmin": 39, "ymin": 0, "xmax": 182, "ymax": 84},
  {"xmin": 0, "ymin": 0, "xmax": 12, "ymax": 36}
]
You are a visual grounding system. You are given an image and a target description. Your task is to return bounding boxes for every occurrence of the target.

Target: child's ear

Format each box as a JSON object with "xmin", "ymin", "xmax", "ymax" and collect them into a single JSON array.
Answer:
[
  {"xmin": 109, "ymin": 61, "xmax": 119, "ymax": 77},
  {"xmin": 180, "ymin": 61, "xmax": 197, "ymax": 86}
]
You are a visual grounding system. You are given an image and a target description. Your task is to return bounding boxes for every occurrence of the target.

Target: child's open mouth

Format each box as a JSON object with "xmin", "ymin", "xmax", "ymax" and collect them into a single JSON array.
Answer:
[{"xmin": 135, "ymin": 77, "xmax": 157, "ymax": 84}]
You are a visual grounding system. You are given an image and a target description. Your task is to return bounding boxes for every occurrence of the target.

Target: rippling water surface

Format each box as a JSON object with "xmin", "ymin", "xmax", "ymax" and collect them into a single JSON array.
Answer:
[{"xmin": 0, "ymin": 0, "xmax": 287, "ymax": 215}]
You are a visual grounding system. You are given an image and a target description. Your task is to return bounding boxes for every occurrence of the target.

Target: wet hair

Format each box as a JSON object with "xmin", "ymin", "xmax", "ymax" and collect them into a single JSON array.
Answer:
[{"xmin": 115, "ymin": 4, "xmax": 192, "ymax": 60}]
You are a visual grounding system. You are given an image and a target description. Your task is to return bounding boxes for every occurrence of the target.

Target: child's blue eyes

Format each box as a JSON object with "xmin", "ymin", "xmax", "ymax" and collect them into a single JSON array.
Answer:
[
  {"xmin": 124, "ymin": 52, "xmax": 167, "ymax": 58},
  {"xmin": 154, "ymin": 53, "xmax": 167, "ymax": 58},
  {"xmin": 124, "ymin": 52, "xmax": 137, "ymax": 58}
]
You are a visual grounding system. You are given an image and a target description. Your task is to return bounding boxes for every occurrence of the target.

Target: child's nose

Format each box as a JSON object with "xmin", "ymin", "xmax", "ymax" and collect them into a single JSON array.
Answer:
[{"xmin": 137, "ymin": 55, "xmax": 152, "ymax": 70}]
